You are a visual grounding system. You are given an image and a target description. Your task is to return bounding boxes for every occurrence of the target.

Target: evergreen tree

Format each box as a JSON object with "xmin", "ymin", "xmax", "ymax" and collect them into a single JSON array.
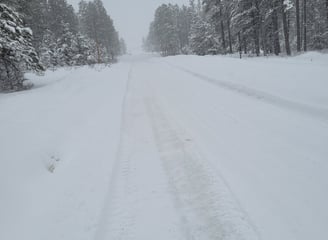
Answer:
[
  {"xmin": 1, "ymin": 0, "xmax": 122, "ymax": 93},
  {"xmin": 48, "ymin": 0, "xmax": 78, "ymax": 38},
  {"xmin": 74, "ymin": 34, "xmax": 95, "ymax": 66},
  {"xmin": 39, "ymin": 30, "xmax": 57, "ymax": 68},
  {"xmin": 203, "ymin": 0, "xmax": 227, "ymax": 53},
  {"xmin": 281, "ymin": 0, "xmax": 292, "ymax": 55},
  {"xmin": 189, "ymin": 15, "xmax": 219, "ymax": 55},
  {"xmin": 56, "ymin": 22, "xmax": 78, "ymax": 67},
  {"xmin": 78, "ymin": 0, "xmax": 121, "ymax": 62},
  {"xmin": 0, "ymin": 4, "xmax": 44, "ymax": 91},
  {"xmin": 177, "ymin": 5, "xmax": 194, "ymax": 53},
  {"xmin": 119, "ymin": 38, "xmax": 127, "ymax": 55},
  {"xmin": 147, "ymin": 0, "xmax": 328, "ymax": 57},
  {"xmin": 147, "ymin": 4, "xmax": 181, "ymax": 56},
  {"xmin": 296, "ymin": 0, "xmax": 301, "ymax": 52}
]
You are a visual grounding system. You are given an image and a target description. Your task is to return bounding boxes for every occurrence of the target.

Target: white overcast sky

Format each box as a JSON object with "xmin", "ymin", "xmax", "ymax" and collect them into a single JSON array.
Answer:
[{"xmin": 67, "ymin": 0, "xmax": 189, "ymax": 51}]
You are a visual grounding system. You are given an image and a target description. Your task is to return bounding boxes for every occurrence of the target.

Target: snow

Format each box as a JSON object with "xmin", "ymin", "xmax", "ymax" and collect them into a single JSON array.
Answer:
[
  {"xmin": 25, "ymin": 27, "xmax": 33, "ymax": 35},
  {"xmin": 4, "ymin": 22, "xmax": 16, "ymax": 33},
  {"xmin": 1, "ymin": 53, "xmax": 328, "ymax": 240},
  {"xmin": 0, "ymin": 65, "xmax": 129, "ymax": 240},
  {"xmin": 163, "ymin": 52, "xmax": 328, "ymax": 110},
  {"xmin": 284, "ymin": 0, "xmax": 294, "ymax": 10}
]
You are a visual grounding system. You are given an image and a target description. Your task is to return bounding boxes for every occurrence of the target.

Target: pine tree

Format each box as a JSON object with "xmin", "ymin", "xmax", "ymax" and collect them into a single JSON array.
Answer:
[
  {"xmin": 326, "ymin": 0, "xmax": 328, "ymax": 29},
  {"xmin": 303, "ymin": 0, "xmax": 307, "ymax": 51},
  {"xmin": 0, "ymin": 4, "xmax": 44, "ymax": 91},
  {"xmin": 296, "ymin": 0, "xmax": 301, "ymax": 52},
  {"xmin": 56, "ymin": 22, "xmax": 78, "ymax": 67},
  {"xmin": 147, "ymin": 0, "xmax": 328, "ymax": 57},
  {"xmin": 177, "ymin": 5, "xmax": 194, "ymax": 53},
  {"xmin": 203, "ymin": 0, "xmax": 227, "ymax": 53},
  {"xmin": 119, "ymin": 38, "xmax": 127, "ymax": 55},
  {"xmin": 48, "ymin": 0, "xmax": 78, "ymax": 38},
  {"xmin": 39, "ymin": 30, "xmax": 57, "ymax": 69},
  {"xmin": 189, "ymin": 15, "xmax": 219, "ymax": 55},
  {"xmin": 79, "ymin": 0, "xmax": 120, "ymax": 62},
  {"xmin": 74, "ymin": 34, "xmax": 95, "ymax": 66},
  {"xmin": 281, "ymin": 0, "xmax": 292, "ymax": 55},
  {"xmin": 1, "ymin": 0, "xmax": 122, "ymax": 81},
  {"xmin": 147, "ymin": 4, "xmax": 181, "ymax": 56},
  {"xmin": 306, "ymin": 0, "xmax": 328, "ymax": 50}
]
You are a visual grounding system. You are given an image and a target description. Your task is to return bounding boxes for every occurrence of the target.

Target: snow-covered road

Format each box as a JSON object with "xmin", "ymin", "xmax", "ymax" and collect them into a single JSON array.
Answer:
[
  {"xmin": 95, "ymin": 58, "xmax": 258, "ymax": 240},
  {"xmin": 1, "ymin": 53, "xmax": 328, "ymax": 240}
]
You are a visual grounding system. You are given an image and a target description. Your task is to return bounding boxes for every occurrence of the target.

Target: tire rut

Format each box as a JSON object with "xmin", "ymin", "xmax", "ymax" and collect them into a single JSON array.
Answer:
[
  {"xmin": 166, "ymin": 62, "xmax": 328, "ymax": 124},
  {"xmin": 145, "ymin": 96, "xmax": 260, "ymax": 240}
]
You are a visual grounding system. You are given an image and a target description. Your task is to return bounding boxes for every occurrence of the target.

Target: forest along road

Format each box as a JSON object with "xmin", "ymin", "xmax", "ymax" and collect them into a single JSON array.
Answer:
[{"xmin": 95, "ymin": 54, "xmax": 328, "ymax": 240}]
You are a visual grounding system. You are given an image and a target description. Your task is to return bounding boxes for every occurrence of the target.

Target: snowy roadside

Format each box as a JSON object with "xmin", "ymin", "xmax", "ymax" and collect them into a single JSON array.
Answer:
[
  {"xmin": 0, "ymin": 64, "xmax": 130, "ymax": 240},
  {"xmin": 161, "ymin": 52, "xmax": 328, "ymax": 110}
]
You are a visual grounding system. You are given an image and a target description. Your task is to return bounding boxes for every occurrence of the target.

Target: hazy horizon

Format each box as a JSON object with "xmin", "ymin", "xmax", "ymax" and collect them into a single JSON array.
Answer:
[{"xmin": 67, "ymin": 0, "xmax": 189, "ymax": 52}]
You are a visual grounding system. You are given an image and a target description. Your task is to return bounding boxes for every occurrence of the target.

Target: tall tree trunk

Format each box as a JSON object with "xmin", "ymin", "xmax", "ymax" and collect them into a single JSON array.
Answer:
[
  {"xmin": 254, "ymin": 29, "xmax": 260, "ymax": 56},
  {"xmin": 253, "ymin": 0, "xmax": 261, "ymax": 56},
  {"xmin": 281, "ymin": 0, "xmax": 291, "ymax": 55},
  {"xmin": 95, "ymin": 39, "xmax": 101, "ymax": 63},
  {"xmin": 326, "ymin": 0, "xmax": 328, "ymax": 28},
  {"xmin": 220, "ymin": 11, "xmax": 226, "ymax": 53},
  {"xmin": 261, "ymin": 33, "xmax": 268, "ymax": 56},
  {"xmin": 217, "ymin": 0, "xmax": 226, "ymax": 53},
  {"xmin": 296, "ymin": 0, "xmax": 301, "ymax": 51},
  {"xmin": 227, "ymin": 18, "xmax": 233, "ymax": 54},
  {"xmin": 92, "ymin": 19, "xmax": 101, "ymax": 63},
  {"xmin": 272, "ymin": 0, "xmax": 281, "ymax": 55},
  {"xmin": 243, "ymin": 36, "xmax": 247, "ymax": 54},
  {"xmin": 303, "ymin": 0, "xmax": 307, "ymax": 51},
  {"xmin": 238, "ymin": 32, "xmax": 242, "ymax": 59}
]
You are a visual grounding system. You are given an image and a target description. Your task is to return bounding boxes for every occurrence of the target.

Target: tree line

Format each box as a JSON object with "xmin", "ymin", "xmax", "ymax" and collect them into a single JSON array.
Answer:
[
  {"xmin": 144, "ymin": 0, "xmax": 328, "ymax": 57},
  {"xmin": 0, "ymin": 0, "xmax": 126, "ymax": 92}
]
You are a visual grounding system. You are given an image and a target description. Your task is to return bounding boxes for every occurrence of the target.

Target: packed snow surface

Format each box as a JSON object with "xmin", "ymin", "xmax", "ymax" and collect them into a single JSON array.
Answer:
[{"xmin": 1, "ymin": 53, "xmax": 327, "ymax": 240}]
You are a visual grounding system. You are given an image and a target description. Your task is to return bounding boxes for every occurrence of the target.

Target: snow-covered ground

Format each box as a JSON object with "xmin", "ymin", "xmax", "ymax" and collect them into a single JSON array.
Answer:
[{"xmin": 1, "ymin": 53, "xmax": 327, "ymax": 240}]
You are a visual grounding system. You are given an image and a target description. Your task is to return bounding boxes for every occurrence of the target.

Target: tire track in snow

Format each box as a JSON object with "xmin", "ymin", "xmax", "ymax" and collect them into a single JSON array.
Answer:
[
  {"xmin": 166, "ymin": 62, "xmax": 328, "ymax": 123},
  {"xmin": 145, "ymin": 92, "xmax": 260, "ymax": 240},
  {"xmin": 94, "ymin": 64, "xmax": 136, "ymax": 240},
  {"xmin": 95, "ymin": 63, "xmax": 187, "ymax": 240}
]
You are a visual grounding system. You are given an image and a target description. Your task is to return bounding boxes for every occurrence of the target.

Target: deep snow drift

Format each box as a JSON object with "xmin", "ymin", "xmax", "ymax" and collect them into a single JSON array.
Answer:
[{"xmin": 1, "ymin": 53, "xmax": 327, "ymax": 240}]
